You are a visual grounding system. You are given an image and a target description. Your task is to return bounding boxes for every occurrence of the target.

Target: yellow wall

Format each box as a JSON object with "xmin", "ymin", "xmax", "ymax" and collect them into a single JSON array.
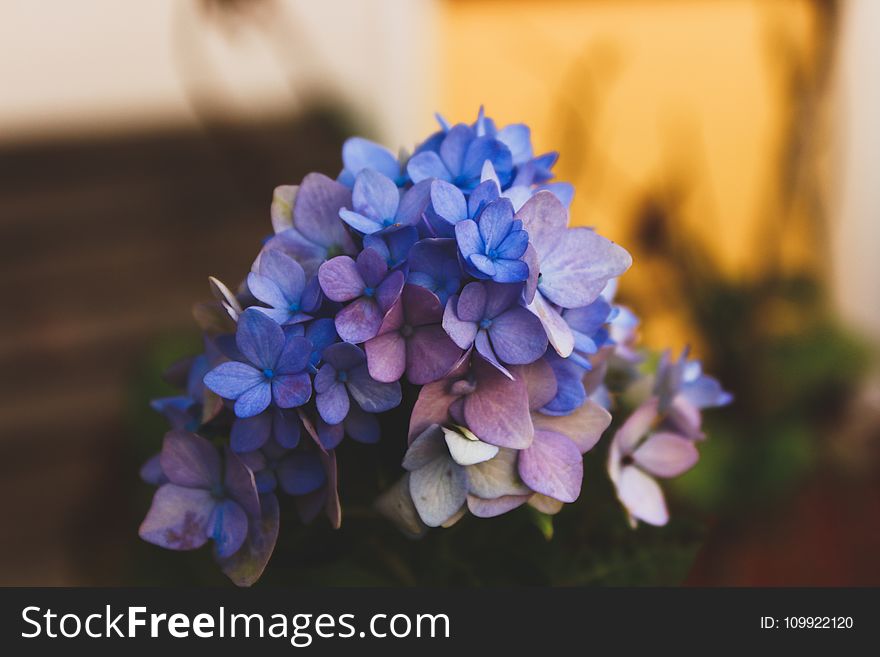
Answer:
[{"xmin": 439, "ymin": 0, "xmax": 824, "ymax": 349}]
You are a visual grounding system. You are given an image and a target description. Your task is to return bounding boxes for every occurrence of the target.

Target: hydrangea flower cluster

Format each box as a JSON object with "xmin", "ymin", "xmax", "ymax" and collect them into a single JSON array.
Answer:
[{"xmin": 139, "ymin": 108, "xmax": 730, "ymax": 585}]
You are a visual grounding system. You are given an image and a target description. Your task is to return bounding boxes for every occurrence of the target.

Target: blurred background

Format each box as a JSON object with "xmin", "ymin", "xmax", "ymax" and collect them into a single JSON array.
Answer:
[{"xmin": 1, "ymin": 0, "xmax": 878, "ymax": 585}]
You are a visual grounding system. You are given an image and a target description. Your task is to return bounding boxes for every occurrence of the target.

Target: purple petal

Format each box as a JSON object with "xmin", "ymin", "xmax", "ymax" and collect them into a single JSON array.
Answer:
[
  {"xmin": 339, "ymin": 209, "xmax": 381, "ymax": 234},
  {"xmin": 527, "ymin": 292, "xmax": 573, "ymax": 357},
  {"xmin": 356, "ymin": 248, "xmax": 389, "ymax": 289},
  {"xmin": 491, "ymin": 258, "xmax": 529, "ymax": 283},
  {"xmin": 401, "ymin": 283, "xmax": 443, "ymax": 326},
  {"xmin": 616, "ymin": 466, "xmax": 669, "ymax": 526},
  {"xmin": 273, "ymin": 408, "xmax": 302, "ymax": 449},
  {"xmin": 316, "ymin": 381, "xmax": 350, "ymax": 425},
  {"xmin": 442, "ymin": 295, "xmax": 478, "ymax": 349},
  {"xmin": 454, "ymin": 220, "xmax": 484, "ymax": 258},
  {"xmin": 375, "ymin": 269, "xmax": 405, "ymax": 314},
  {"xmin": 365, "ymin": 329, "xmax": 406, "ymax": 383},
  {"xmin": 160, "ymin": 430, "xmax": 221, "ymax": 488},
  {"xmin": 533, "ymin": 400, "xmax": 611, "ymax": 454},
  {"xmin": 466, "ymin": 494, "xmax": 529, "ymax": 518},
  {"xmin": 209, "ymin": 499, "xmax": 249, "ymax": 558},
  {"xmin": 516, "ymin": 191, "xmax": 568, "ymax": 257},
  {"xmin": 465, "ymin": 447, "xmax": 532, "ymax": 498},
  {"xmin": 540, "ymin": 227, "xmax": 632, "ymax": 308},
  {"xmin": 408, "ymin": 381, "xmax": 458, "ymax": 442},
  {"xmin": 343, "ymin": 137, "xmax": 400, "ymax": 181},
  {"xmin": 615, "ymin": 398, "xmax": 660, "ymax": 454},
  {"xmin": 395, "ymin": 179, "xmax": 432, "ymax": 226},
  {"xmin": 335, "ymin": 297, "xmax": 382, "ymax": 343},
  {"xmin": 475, "ymin": 331, "xmax": 512, "ymax": 379},
  {"xmin": 203, "ymin": 361, "xmax": 262, "ymax": 400},
  {"xmin": 231, "ymin": 412, "xmax": 272, "ymax": 453},
  {"xmin": 258, "ymin": 249, "xmax": 306, "ymax": 301},
  {"xmin": 277, "ymin": 450, "xmax": 326, "ymax": 495},
  {"xmin": 633, "ymin": 431, "xmax": 699, "ymax": 478},
  {"xmin": 272, "ymin": 372, "xmax": 312, "ymax": 408},
  {"xmin": 464, "ymin": 358, "xmax": 533, "ymax": 448},
  {"xmin": 247, "ymin": 272, "xmax": 288, "ymax": 311},
  {"xmin": 318, "ymin": 256, "xmax": 364, "ymax": 302},
  {"xmin": 482, "ymin": 281, "xmax": 520, "ymax": 318},
  {"xmin": 407, "ymin": 325, "xmax": 463, "ymax": 385},
  {"xmin": 409, "ymin": 455, "xmax": 467, "ymax": 527},
  {"xmin": 353, "ymin": 168, "xmax": 400, "ymax": 223},
  {"xmin": 406, "ymin": 150, "xmax": 451, "ymax": 184},
  {"xmin": 139, "ymin": 453, "xmax": 166, "ymax": 486},
  {"xmin": 514, "ymin": 359, "xmax": 558, "ymax": 410},
  {"xmin": 489, "ymin": 307, "xmax": 548, "ymax": 364},
  {"xmin": 224, "ymin": 450, "xmax": 261, "ymax": 517},
  {"xmin": 456, "ymin": 282, "xmax": 488, "ymax": 322},
  {"xmin": 322, "ymin": 342, "xmax": 366, "ymax": 371},
  {"xmin": 347, "ymin": 366, "xmax": 401, "ymax": 413},
  {"xmin": 218, "ymin": 493, "xmax": 280, "ymax": 587},
  {"xmin": 276, "ymin": 335, "xmax": 312, "ymax": 374},
  {"xmin": 478, "ymin": 198, "xmax": 515, "ymax": 250},
  {"xmin": 402, "ymin": 424, "xmax": 447, "ymax": 471},
  {"xmin": 517, "ymin": 429, "xmax": 583, "ymax": 503},
  {"xmin": 293, "ymin": 173, "xmax": 355, "ymax": 252},
  {"xmin": 139, "ymin": 484, "xmax": 214, "ymax": 551},
  {"xmin": 522, "ymin": 243, "xmax": 540, "ymax": 304},
  {"xmin": 236, "ymin": 309, "xmax": 285, "ymax": 370},
  {"xmin": 430, "ymin": 179, "xmax": 467, "ymax": 223},
  {"xmin": 234, "ymin": 381, "xmax": 272, "ymax": 418}
]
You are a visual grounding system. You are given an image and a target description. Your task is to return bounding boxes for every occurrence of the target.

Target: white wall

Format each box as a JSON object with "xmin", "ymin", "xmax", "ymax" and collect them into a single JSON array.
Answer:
[
  {"xmin": 833, "ymin": 0, "xmax": 880, "ymax": 342},
  {"xmin": 0, "ymin": 0, "xmax": 438, "ymax": 149}
]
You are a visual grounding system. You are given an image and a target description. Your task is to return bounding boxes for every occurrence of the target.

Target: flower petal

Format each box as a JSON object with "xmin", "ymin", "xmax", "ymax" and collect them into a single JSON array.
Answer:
[
  {"xmin": 316, "ymin": 381, "xmax": 350, "ymax": 425},
  {"xmin": 489, "ymin": 307, "xmax": 548, "ymax": 364},
  {"xmin": 347, "ymin": 366, "xmax": 402, "ymax": 413},
  {"xmin": 335, "ymin": 297, "xmax": 382, "ymax": 343},
  {"xmin": 277, "ymin": 450, "xmax": 326, "ymax": 495},
  {"xmin": 139, "ymin": 484, "xmax": 214, "ymax": 551},
  {"xmin": 406, "ymin": 150, "xmax": 451, "ymax": 184},
  {"xmin": 218, "ymin": 492, "xmax": 280, "ymax": 587},
  {"xmin": 272, "ymin": 372, "xmax": 312, "ymax": 408},
  {"xmin": 343, "ymin": 137, "xmax": 400, "ymax": 181},
  {"xmin": 203, "ymin": 361, "xmax": 263, "ymax": 400},
  {"xmin": 456, "ymin": 282, "xmax": 488, "ymax": 322},
  {"xmin": 616, "ymin": 466, "xmax": 669, "ymax": 526},
  {"xmin": 160, "ymin": 430, "xmax": 222, "ymax": 489},
  {"xmin": 365, "ymin": 328, "xmax": 406, "ymax": 383},
  {"xmin": 527, "ymin": 292, "xmax": 574, "ymax": 357},
  {"xmin": 406, "ymin": 325, "xmax": 463, "ymax": 385},
  {"xmin": 633, "ymin": 431, "xmax": 699, "ymax": 478},
  {"xmin": 517, "ymin": 429, "xmax": 583, "ymax": 503},
  {"xmin": 293, "ymin": 173, "xmax": 355, "ymax": 252},
  {"xmin": 442, "ymin": 426, "xmax": 499, "ymax": 466},
  {"xmin": 230, "ymin": 412, "xmax": 272, "ymax": 453},
  {"xmin": 464, "ymin": 358, "xmax": 533, "ymax": 448},
  {"xmin": 466, "ymin": 447, "xmax": 531, "ymax": 498},
  {"xmin": 233, "ymin": 382, "xmax": 272, "ymax": 418},
  {"xmin": 454, "ymin": 220, "xmax": 484, "ymax": 258},
  {"xmin": 430, "ymin": 179, "xmax": 467, "ymax": 223},
  {"xmin": 409, "ymin": 455, "xmax": 467, "ymax": 528},
  {"xmin": 344, "ymin": 404, "xmax": 381, "ymax": 444},
  {"xmin": 236, "ymin": 309, "xmax": 285, "ymax": 370},
  {"xmin": 209, "ymin": 499, "xmax": 249, "ymax": 558},
  {"xmin": 533, "ymin": 400, "xmax": 611, "ymax": 454},
  {"xmin": 466, "ymin": 493, "xmax": 529, "ymax": 518},
  {"xmin": 615, "ymin": 397, "xmax": 660, "ymax": 454},
  {"xmin": 318, "ymin": 256, "xmax": 364, "ymax": 302}
]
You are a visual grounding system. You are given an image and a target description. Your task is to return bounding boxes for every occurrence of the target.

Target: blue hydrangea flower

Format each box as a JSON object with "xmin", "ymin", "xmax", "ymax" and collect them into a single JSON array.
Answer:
[
  {"xmin": 339, "ymin": 169, "xmax": 430, "ymax": 236},
  {"xmin": 139, "ymin": 430, "xmax": 261, "ymax": 558},
  {"xmin": 247, "ymin": 250, "xmax": 321, "ymax": 325},
  {"xmin": 339, "ymin": 137, "xmax": 407, "ymax": 187},
  {"xmin": 313, "ymin": 343, "xmax": 401, "ymax": 426},
  {"xmin": 454, "ymin": 197, "xmax": 530, "ymax": 283},
  {"xmin": 407, "ymin": 123, "xmax": 513, "ymax": 192},
  {"xmin": 317, "ymin": 248, "xmax": 405, "ymax": 343},
  {"xmin": 204, "ymin": 309, "xmax": 313, "ymax": 418},
  {"xmin": 406, "ymin": 238, "xmax": 462, "ymax": 305},
  {"xmin": 442, "ymin": 281, "xmax": 547, "ymax": 377}
]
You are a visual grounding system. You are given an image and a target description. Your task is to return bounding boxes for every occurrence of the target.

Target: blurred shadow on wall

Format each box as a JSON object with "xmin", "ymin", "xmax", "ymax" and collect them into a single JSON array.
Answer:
[{"xmin": 0, "ymin": 0, "xmax": 363, "ymax": 585}]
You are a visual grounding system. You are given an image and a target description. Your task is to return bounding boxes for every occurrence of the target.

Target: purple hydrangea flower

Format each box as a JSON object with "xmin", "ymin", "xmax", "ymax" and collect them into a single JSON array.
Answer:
[
  {"xmin": 314, "ymin": 343, "xmax": 402, "ymax": 426},
  {"xmin": 339, "ymin": 137, "xmax": 407, "ymax": 187},
  {"xmin": 517, "ymin": 191, "xmax": 632, "ymax": 356},
  {"xmin": 363, "ymin": 226, "xmax": 418, "ymax": 269},
  {"xmin": 229, "ymin": 406, "xmax": 303, "ymax": 453},
  {"xmin": 203, "ymin": 309, "xmax": 313, "ymax": 418},
  {"xmin": 238, "ymin": 440, "xmax": 327, "ymax": 497},
  {"xmin": 407, "ymin": 123, "xmax": 513, "ymax": 192},
  {"xmin": 455, "ymin": 197, "xmax": 530, "ymax": 283},
  {"xmin": 139, "ymin": 430, "xmax": 261, "ymax": 558},
  {"xmin": 365, "ymin": 284, "xmax": 464, "ymax": 385},
  {"xmin": 607, "ymin": 398, "xmax": 699, "ymax": 527},
  {"xmin": 406, "ymin": 238, "xmax": 462, "ymax": 304},
  {"xmin": 263, "ymin": 173, "xmax": 358, "ymax": 276},
  {"xmin": 317, "ymin": 248, "xmax": 405, "ymax": 343},
  {"xmin": 442, "ymin": 281, "xmax": 547, "ymax": 377},
  {"xmin": 246, "ymin": 250, "xmax": 321, "ymax": 326},
  {"xmin": 338, "ymin": 169, "xmax": 430, "ymax": 236}
]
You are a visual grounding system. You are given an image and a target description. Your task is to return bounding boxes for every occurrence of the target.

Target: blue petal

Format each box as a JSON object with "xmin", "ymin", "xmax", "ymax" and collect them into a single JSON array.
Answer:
[
  {"xmin": 406, "ymin": 151, "xmax": 451, "ymax": 184},
  {"xmin": 342, "ymin": 137, "xmax": 401, "ymax": 181},
  {"xmin": 236, "ymin": 308, "xmax": 285, "ymax": 370},
  {"xmin": 454, "ymin": 219, "xmax": 484, "ymax": 258}
]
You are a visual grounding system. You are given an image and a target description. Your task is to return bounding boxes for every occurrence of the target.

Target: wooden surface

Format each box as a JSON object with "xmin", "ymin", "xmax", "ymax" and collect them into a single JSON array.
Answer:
[{"xmin": 0, "ymin": 114, "xmax": 345, "ymax": 584}]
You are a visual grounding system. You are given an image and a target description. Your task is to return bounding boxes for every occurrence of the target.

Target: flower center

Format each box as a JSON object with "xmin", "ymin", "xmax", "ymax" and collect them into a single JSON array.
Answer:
[
  {"xmin": 382, "ymin": 218, "xmax": 395, "ymax": 228},
  {"xmin": 288, "ymin": 301, "xmax": 301, "ymax": 313},
  {"xmin": 401, "ymin": 324, "xmax": 414, "ymax": 338},
  {"xmin": 621, "ymin": 454, "xmax": 634, "ymax": 467},
  {"xmin": 487, "ymin": 248, "xmax": 499, "ymax": 260},
  {"xmin": 479, "ymin": 318, "xmax": 493, "ymax": 330},
  {"xmin": 336, "ymin": 370, "xmax": 349, "ymax": 383},
  {"xmin": 263, "ymin": 368, "xmax": 275, "ymax": 379},
  {"xmin": 363, "ymin": 286, "xmax": 375, "ymax": 298}
]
